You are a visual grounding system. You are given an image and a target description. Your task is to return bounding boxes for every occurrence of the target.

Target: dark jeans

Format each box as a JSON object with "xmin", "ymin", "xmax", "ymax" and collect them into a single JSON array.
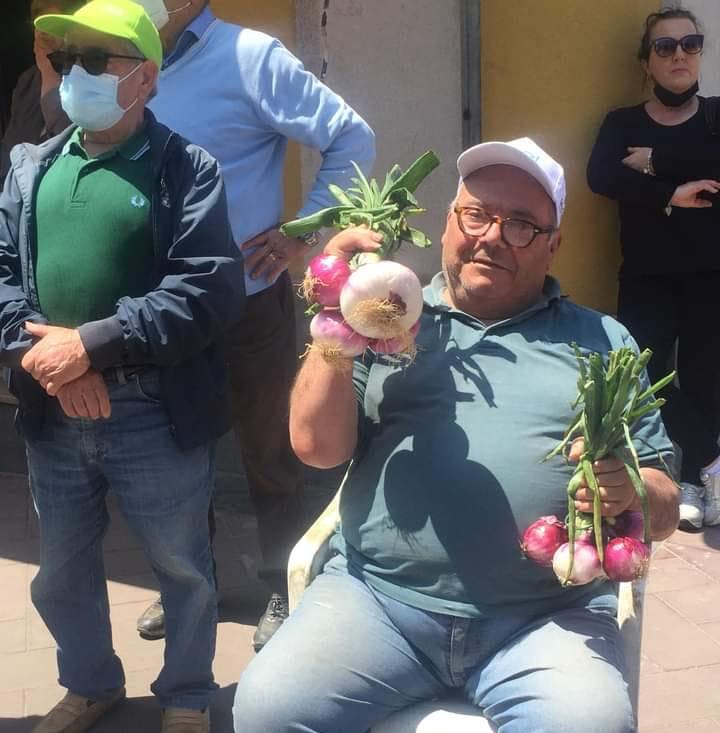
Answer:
[
  {"xmin": 216, "ymin": 271, "xmax": 306, "ymax": 593},
  {"xmin": 617, "ymin": 272, "xmax": 720, "ymax": 483},
  {"xmin": 27, "ymin": 371, "xmax": 218, "ymax": 708}
]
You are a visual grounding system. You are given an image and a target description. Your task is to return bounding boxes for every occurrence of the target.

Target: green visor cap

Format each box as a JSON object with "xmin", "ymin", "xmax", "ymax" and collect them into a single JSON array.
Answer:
[{"xmin": 35, "ymin": 0, "xmax": 162, "ymax": 67}]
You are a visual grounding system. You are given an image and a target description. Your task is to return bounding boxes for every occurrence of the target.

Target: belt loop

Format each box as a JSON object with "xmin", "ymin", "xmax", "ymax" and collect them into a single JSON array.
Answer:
[{"xmin": 115, "ymin": 366, "xmax": 126, "ymax": 385}]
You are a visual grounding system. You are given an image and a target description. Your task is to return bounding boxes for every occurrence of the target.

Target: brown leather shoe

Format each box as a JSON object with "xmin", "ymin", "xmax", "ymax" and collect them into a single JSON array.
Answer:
[
  {"xmin": 31, "ymin": 688, "xmax": 125, "ymax": 733},
  {"xmin": 160, "ymin": 707, "xmax": 210, "ymax": 733},
  {"xmin": 137, "ymin": 596, "xmax": 165, "ymax": 639}
]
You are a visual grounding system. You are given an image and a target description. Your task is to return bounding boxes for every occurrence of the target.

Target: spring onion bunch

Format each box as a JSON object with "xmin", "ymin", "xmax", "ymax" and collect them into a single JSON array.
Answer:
[
  {"xmin": 522, "ymin": 346, "xmax": 675, "ymax": 585},
  {"xmin": 280, "ymin": 150, "xmax": 440, "ymax": 256},
  {"xmin": 282, "ymin": 152, "xmax": 439, "ymax": 361}
]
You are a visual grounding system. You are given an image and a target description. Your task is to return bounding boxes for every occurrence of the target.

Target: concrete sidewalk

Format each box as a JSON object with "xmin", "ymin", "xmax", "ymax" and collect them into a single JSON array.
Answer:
[{"xmin": 2, "ymin": 465, "xmax": 720, "ymax": 732}]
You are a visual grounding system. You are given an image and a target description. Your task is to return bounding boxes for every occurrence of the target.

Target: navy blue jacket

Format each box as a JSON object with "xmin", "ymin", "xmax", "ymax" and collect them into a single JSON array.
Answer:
[{"xmin": 0, "ymin": 110, "xmax": 246, "ymax": 449}]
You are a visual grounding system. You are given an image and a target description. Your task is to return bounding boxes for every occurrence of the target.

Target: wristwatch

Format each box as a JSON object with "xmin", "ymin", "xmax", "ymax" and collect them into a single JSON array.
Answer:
[{"xmin": 299, "ymin": 231, "xmax": 320, "ymax": 248}]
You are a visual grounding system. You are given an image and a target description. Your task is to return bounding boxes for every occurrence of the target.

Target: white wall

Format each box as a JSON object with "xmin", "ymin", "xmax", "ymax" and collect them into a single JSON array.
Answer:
[
  {"xmin": 295, "ymin": 0, "xmax": 464, "ymax": 282},
  {"xmin": 677, "ymin": 0, "xmax": 720, "ymax": 95}
]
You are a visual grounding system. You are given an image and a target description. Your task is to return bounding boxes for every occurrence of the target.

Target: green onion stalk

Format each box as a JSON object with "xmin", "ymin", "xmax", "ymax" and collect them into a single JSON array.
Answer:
[
  {"xmin": 543, "ymin": 345, "xmax": 675, "ymax": 585},
  {"xmin": 280, "ymin": 150, "xmax": 440, "ymax": 263}
]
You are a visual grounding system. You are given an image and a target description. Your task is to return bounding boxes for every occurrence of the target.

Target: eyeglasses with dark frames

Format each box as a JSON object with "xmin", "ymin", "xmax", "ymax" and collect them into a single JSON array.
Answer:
[
  {"xmin": 651, "ymin": 34, "xmax": 704, "ymax": 58},
  {"xmin": 47, "ymin": 49, "xmax": 145, "ymax": 76},
  {"xmin": 453, "ymin": 205, "xmax": 555, "ymax": 248}
]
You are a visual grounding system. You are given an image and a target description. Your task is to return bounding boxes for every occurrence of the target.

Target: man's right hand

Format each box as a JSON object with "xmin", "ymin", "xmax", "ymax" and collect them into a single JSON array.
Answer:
[
  {"xmin": 323, "ymin": 226, "xmax": 383, "ymax": 261},
  {"xmin": 33, "ymin": 31, "xmax": 61, "ymax": 86},
  {"xmin": 56, "ymin": 370, "xmax": 112, "ymax": 420}
]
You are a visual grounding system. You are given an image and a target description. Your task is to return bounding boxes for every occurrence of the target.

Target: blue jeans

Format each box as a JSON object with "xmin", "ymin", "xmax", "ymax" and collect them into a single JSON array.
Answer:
[
  {"xmin": 26, "ymin": 369, "xmax": 218, "ymax": 709},
  {"xmin": 233, "ymin": 555, "xmax": 634, "ymax": 733}
]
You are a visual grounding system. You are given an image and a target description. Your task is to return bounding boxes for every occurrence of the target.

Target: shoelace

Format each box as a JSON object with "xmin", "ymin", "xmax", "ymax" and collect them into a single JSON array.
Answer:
[
  {"xmin": 683, "ymin": 483, "xmax": 705, "ymax": 498},
  {"xmin": 55, "ymin": 694, "xmax": 92, "ymax": 715},
  {"xmin": 268, "ymin": 595, "xmax": 289, "ymax": 619},
  {"xmin": 163, "ymin": 709, "xmax": 207, "ymax": 727}
]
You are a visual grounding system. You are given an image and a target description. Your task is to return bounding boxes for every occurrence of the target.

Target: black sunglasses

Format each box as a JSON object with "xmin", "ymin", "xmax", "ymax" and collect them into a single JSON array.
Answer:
[
  {"xmin": 47, "ymin": 49, "xmax": 145, "ymax": 76},
  {"xmin": 652, "ymin": 34, "xmax": 704, "ymax": 58}
]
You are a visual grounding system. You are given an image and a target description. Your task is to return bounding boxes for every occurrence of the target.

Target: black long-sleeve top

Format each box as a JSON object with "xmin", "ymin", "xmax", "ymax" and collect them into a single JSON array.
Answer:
[{"xmin": 587, "ymin": 97, "xmax": 720, "ymax": 276}]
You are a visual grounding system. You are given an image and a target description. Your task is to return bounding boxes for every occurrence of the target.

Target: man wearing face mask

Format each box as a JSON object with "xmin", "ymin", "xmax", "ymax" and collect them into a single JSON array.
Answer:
[
  {"xmin": 0, "ymin": 1, "xmax": 245, "ymax": 732},
  {"xmin": 0, "ymin": 0, "xmax": 85, "ymax": 182},
  {"xmin": 131, "ymin": 0, "xmax": 376, "ymax": 651}
]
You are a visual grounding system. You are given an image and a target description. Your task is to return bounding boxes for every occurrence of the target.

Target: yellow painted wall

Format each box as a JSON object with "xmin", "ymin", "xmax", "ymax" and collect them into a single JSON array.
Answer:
[
  {"xmin": 481, "ymin": 1, "xmax": 658, "ymax": 314},
  {"xmin": 209, "ymin": 0, "xmax": 302, "ymax": 226}
]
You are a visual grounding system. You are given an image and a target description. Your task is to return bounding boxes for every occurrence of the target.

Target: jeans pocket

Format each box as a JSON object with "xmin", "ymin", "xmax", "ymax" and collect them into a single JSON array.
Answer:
[{"xmin": 134, "ymin": 370, "xmax": 163, "ymax": 404}]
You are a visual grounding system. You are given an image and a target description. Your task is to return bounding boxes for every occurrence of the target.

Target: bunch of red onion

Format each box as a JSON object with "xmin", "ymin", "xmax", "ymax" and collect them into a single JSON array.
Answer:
[
  {"xmin": 521, "ymin": 511, "xmax": 650, "ymax": 586},
  {"xmin": 521, "ymin": 347, "xmax": 674, "ymax": 587},
  {"xmin": 303, "ymin": 253, "xmax": 423, "ymax": 361}
]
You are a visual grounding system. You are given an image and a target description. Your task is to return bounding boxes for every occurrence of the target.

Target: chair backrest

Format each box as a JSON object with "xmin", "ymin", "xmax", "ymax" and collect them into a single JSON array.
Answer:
[{"xmin": 288, "ymin": 486, "xmax": 342, "ymax": 612}]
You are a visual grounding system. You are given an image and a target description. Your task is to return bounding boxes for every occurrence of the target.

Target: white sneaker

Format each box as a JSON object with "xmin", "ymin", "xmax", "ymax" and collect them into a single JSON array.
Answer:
[
  {"xmin": 679, "ymin": 482, "xmax": 705, "ymax": 531},
  {"xmin": 701, "ymin": 455, "xmax": 720, "ymax": 526}
]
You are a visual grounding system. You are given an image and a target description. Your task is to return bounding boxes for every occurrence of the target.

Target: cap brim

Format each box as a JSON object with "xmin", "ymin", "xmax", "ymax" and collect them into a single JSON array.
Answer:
[
  {"xmin": 35, "ymin": 14, "xmax": 137, "ymax": 50},
  {"xmin": 457, "ymin": 142, "xmax": 559, "ymax": 222},
  {"xmin": 35, "ymin": 14, "xmax": 90, "ymax": 38}
]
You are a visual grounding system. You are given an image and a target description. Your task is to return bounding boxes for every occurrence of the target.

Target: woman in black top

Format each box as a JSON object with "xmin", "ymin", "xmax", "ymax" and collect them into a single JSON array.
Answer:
[{"xmin": 588, "ymin": 7, "xmax": 720, "ymax": 531}]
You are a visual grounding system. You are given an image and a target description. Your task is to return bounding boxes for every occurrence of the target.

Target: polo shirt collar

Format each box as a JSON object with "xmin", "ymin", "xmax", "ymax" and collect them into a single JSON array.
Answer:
[
  {"xmin": 62, "ymin": 126, "xmax": 151, "ymax": 161},
  {"xmin": 425, "ymin": 271, "xmax": 562, "ymax": 324}
]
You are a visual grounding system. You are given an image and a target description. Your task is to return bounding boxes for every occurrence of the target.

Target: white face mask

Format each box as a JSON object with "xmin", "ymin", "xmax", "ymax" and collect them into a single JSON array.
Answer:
[
  {"xmin": 59, "ymin": 63, "xmax": 142, "ymax": 132},
  {"xmin": 132, "ymin": 0, "xmax": 192, "ymax": 30}
]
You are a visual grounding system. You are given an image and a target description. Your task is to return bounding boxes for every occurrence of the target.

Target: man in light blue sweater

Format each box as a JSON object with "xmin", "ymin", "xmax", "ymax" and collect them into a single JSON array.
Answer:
[{"xmin": 132, "ymin": 0, "xmax": 376, "ymax": 650}]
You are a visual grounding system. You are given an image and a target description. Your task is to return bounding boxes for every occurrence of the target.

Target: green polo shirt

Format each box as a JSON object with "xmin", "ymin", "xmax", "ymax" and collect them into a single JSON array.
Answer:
[
  {"xmin": 35, "ymin": 127, "xmax": 157, "ymax": 328},
  {"xmin": 339, "ymin": 274, "xmax": 674, "ymax": 618}
]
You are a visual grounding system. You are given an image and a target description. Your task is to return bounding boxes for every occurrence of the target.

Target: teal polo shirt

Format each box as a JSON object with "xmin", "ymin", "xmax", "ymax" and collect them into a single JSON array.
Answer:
[
  {"xmin": 340, "ymin": 274, "xmax": 674, "ymax": 618},
  {"xmin": 35, "ymin": 127, "xmax": 157, "ymax": 328}
]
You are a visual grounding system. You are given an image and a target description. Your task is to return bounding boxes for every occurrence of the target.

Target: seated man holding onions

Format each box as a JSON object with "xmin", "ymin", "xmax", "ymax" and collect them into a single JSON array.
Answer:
[{"xmin": 232, "ymin": 138, "xmax": 678, "ymax": 733}]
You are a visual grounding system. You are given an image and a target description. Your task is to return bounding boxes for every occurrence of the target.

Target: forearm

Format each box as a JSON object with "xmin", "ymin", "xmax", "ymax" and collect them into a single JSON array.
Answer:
[
  {"xmin": 587, "ymin": 154, "xmax": 675, "ymax": 207},
  {"xmin": 289, "ymin": 349, "xmax": 358, "ymax": 469},
  {"xmin": 635, "ymin": 467, "xmax": 679, "ymax": 541},
  {"xmin": 298, "ymin": 117, "xmax": 376, "ymax": 217},
  {"xmin": 78, "ymin": 258, "xmax": 246, "ymax": 371},
  {"xmin": 652, "ymin": 143, "xmax": 720, "ymax": 183},
  {"xmin": 587, "ymin": 115, "xmax": 676, "ymax": 207}
]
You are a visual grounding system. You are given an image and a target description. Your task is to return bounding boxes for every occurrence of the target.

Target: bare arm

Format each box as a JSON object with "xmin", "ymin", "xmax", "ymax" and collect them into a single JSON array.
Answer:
[
  {"xmin": 289, "ymin": 349, "xmax": 358, "ymax": 469},
  {"xmin": 635, "ymin": 467, "xmax": 679, "ymax": 541},
  {"xmin": 289, "ymin": 226, "xmax": 381, "ymax": 469}
]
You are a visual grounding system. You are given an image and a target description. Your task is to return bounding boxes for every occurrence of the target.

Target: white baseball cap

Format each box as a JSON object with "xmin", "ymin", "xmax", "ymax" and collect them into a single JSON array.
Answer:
[{"xmin": 456, "ymin": 137, "xmax": 566, "ymax": 226}]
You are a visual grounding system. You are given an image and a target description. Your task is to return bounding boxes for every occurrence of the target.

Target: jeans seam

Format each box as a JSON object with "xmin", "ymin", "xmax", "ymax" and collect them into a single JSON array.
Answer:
[{"xmin": 448, "ymin": 617, "xmax": 470, "ymax": 686}]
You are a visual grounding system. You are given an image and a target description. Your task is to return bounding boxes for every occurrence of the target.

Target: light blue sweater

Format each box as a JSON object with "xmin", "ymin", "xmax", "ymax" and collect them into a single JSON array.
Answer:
[{"xmin": 149, "ymin": 12, "xmax": 376, "ymax": 295}]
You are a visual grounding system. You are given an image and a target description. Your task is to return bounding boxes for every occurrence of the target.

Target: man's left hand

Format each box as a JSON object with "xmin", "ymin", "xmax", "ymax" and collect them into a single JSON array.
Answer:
[
  {"xmin": 21, "ymin": 322, "xmax": 91, "ymax": 396},
  {"xmin": 240, "ymin": 228, "xmax": 306, "ymax": 281},
  {"xmin": 568, "ymin": 439, "xmax": 639, "ymax": 517},
  {"xmin": 622, "ymin": 146, "xmax": 653, "ymax": 173}
]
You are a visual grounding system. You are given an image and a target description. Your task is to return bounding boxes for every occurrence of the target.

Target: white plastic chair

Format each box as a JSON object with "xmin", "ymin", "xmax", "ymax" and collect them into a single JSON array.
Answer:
[{"xmin": 288, "ymin": 480, "xmax": 646, "ymax": 733}]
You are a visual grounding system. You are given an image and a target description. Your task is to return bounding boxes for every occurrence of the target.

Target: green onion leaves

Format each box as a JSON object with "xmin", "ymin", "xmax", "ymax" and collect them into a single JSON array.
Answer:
[
  {"xmin": 280, "ymin": 151, "xmax": 440, "ymax": 256},
  {"xmin": 545, "ymin": 345, "xmax": 675, "ymax": 580}
]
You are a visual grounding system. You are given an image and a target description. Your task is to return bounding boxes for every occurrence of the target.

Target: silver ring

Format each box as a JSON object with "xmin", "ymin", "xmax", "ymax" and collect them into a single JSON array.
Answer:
[{"xmin": 269, "ymin": 252, "xmax": 280, "ymax": 261}]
